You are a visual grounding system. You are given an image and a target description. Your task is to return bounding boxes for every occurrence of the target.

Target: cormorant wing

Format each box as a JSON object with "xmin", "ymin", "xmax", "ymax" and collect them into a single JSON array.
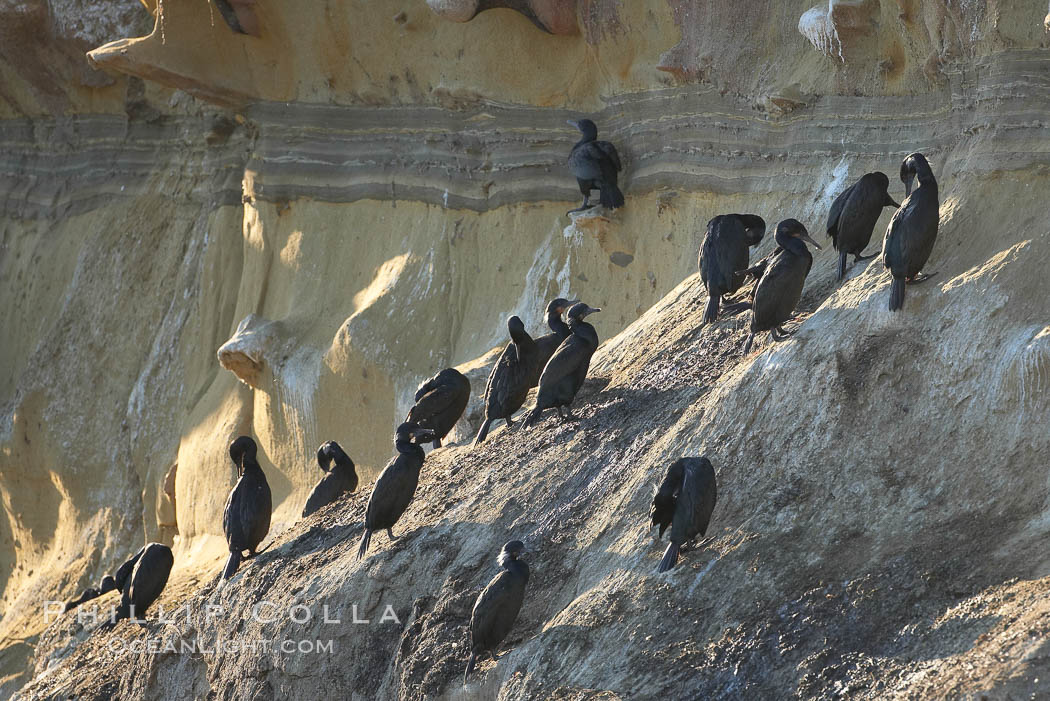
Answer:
[
  {"xmin": 650, "ymin": 460, "xmax": 684, "ymax": 536},
  {"xmin": 113, "ymin": 546, "xmax": 146, "ymax": 591},
  {"xmin": 537, "ymin": 335, "xmax": 589, "ymax": 388},
  {"xmin": 408, "ymin": 383, "xmax": 465, "ymax": 426},
  {"xmin": 827, "ymin": 182, "xmax": 857, "ymax": 241},
  {"xmin": 569, "ymin": 142, "xmax": 619, "ymax": 184},
  {"xmin": 594, "ymin": 140, "xmax": 622, "ymax": 172},
  {"xmin": 702, "ymin": 218, "xmax": 749, "ymax": 293}
]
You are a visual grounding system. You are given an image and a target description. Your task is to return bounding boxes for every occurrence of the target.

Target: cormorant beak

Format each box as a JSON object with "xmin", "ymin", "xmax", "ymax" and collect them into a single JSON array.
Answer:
[
  {"xmin": 412, "ymin": 428, "xmax": 437, "ymax": 443},
  {"xmin": 566, "ymin": 119, "xmax": 579, "ymax": 129},
  {"xmin": 797, "ymin": 231, "xmax": 821, "ymax": 250},
  {"xmin": 903, "ymin": 173, "xmax": 915, "ymax": 198},
  {"xmin": 884, "ymin": 194, "xmax": 900, "ymax": 208},
  {"xmin": 239, "ymin": 454, "xmax": 245, "ymax": 477}
]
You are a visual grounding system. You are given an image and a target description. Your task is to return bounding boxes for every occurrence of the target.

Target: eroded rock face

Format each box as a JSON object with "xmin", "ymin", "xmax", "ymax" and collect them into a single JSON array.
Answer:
[
  {"xmin": 4, "ymin": 0, "xmax": 1050, "ymax": 698},
  {"xmin": 426, "ymin": 0, "xmax": 579, "ymax": 35}
]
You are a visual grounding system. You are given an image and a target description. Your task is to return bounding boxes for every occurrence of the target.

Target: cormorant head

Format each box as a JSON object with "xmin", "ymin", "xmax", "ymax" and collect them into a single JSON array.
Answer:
[
  {"xmin": 545, "ymin": 297, "xmax": 578, "ymax": 316},
  {"xmin": 316, "ymin": 441, "xmax": 336, "ymax": 472},
  {"xmin": 567, "ymin": 118, "xmax": 598, "ymax": 141},
  {"xmin": 773, "ymin": 219, "xmax": 821, "ymax": 250},
  {"xmin": 99, "ymin": 575, "xmax": 117, "ymax": 594},
  {"xmin": 737, "ymin": 214, "xmax": 767, "ymax": 247},
  {"xmin": 900, "ymin": 153, "xmax": 931, "ymax": 197},
  {"xmin": 508, "ymin": 315, "xmax": 526, "ymax": 335},
  {"xmin": 868, "ymin": 172, "xmax": 900, "ymax": 208},
  {"xmin": 498, "ymin": 540, "xmax": 527, "ymax": 567},
  {"xmin": 566, "ymin": 302, "xmax": 601, "ymax": 322},
  {"xmin": 396, "ymin": 422, "xmax": 437, "ymax": 445},
  {"xmin": 229, "ymin": 435, "xmax": 257, "ymax": 467}
]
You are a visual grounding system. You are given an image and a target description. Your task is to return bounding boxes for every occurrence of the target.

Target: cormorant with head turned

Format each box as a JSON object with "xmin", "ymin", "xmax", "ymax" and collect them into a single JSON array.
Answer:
[
  {"xmin": 566, "ymin": 119, "xmax": 624, "ymax": 213},
  {"xmin": 523, "ymin": 302, "xmax": 601, "ymax": 426},
  {"xmin": 475, "ymin": 316, "xmax": 540, "ymax": 446},
  {"xmin": 302, "ymin": 440, "xmax": 359, "ymax": 518},
  {"xmin": 883, "ymin": 153, "xmax": 939, "ymax": 311},
  {"xmin": 827, "ymin": 172, "xmax": 899, "ymax": 281},
  {"xmin": 464, "ymin": 540, "xmax": 529, "ymax": 683},
  {"xmin": 736, "ymin": 219, "xmax": 822, "ymax": 354},
  {"xmin": 530, "ymin": 298, "xmax": 577, "ymax": 387},
  {"xmin": 406, "ymin": 368, "xmax": 471, "ymax": 448},
  {"xmin": 698, "ymin": 214, "xmax": 766, "ymax": 323},
  {"xmin": 651, "ymin": 458, "xmax": 717, "ymax": 573},
  {"xmin": 221, "ymin": 435, "xmax": 272, "ymax": 581},
  {"xmin": 63, "ymin": 543, "xmax": 173, "ymax": 621},
  {"xmin": 356, "ymin": 422, "xmax": 437, "ymax": 560}
]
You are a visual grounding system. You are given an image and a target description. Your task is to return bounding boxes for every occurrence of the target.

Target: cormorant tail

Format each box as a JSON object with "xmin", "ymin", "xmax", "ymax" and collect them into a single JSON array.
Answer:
[
  {"xmin": 464, "ymin": 652, "xmax": 477, "ymax": 684},
  {"xmin": 474, "ymin": 419, "xmax": 492, "ymax": 446},
  {"xmin": 742, "ymin": 333, "xmax": 755, "ymax": 355},
  {"xmin": 837, "ymin": 251, "xmax": 847, "ymax": 282},
  {"xmin": 357, "ymin": 529, "xmax": 372, "ymax": 560},
  {"xmin": 889, "ymin": 277, "xmax": 906, "ymax": 311},
  {"xmin": 600, "ymin": 184, "xmax": 625, "ymax": 209},
  {"xmin": 703, "ymin": 294, "xmax": 720, "ymax": 325},
  {"xmin": 657, "ymin": 542, "xmax": 680, "ymax": 573},
  {"xmin": 221, "ymin": 551, "xmax": 241, "ymax": 580}
]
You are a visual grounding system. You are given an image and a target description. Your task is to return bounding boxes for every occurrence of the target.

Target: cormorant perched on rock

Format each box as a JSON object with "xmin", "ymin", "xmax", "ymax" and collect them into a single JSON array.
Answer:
[
  {"xmin": 566, "ymin": 119, "xmax": 624, "ymax": 213},
  {"xmin": 221, "ymin": 436, "xmax": 272, "ymax": 581},
  {"xmin": 64, "ymin": 543, "xmax": 173, "ymax": 621},
  {"xmin": 356, "ymin": 422, "xmax": 437, "ymax": 560},
  {"xmin": 406, "ymin": 368, "xmax": 471, "ymax": 448},
  {"xmin": 698, "ymin": 214, "xmax": 766, "ymax": 323},
  {"xmin": 651, "ymin": 458, "xmax": 717, "ymax": 573},
  {"xmin": 464, "ymin": 540, "xmax": 529, "ymax": 683},
  {"xmin": 523, "ymin": 302, "xmax": 601, "ymax": 426},
  {"xmin": 827, "ymin": 172, "xmax": 899, "ymax": 281},
  {"xmin": 737, "ymin": 219, "xmax": 822, "ymax": 354},
  {"xmin": 475, "ymin": 317, "xmax": 540, "ymax": 445},
  {"xmin": 302, "ymin": 441, "xmax": 358, "ymax": 518},
  {"xmin": 530, "ymin": 298, "xmax": 577, "ymax": 387},
  {"xmin": 113, "ymin": 543, "xmax": 174, "ymax": 622},
  {"xmin": 884, "ymin": 153, "xmax": 939, "ymax": 311}
]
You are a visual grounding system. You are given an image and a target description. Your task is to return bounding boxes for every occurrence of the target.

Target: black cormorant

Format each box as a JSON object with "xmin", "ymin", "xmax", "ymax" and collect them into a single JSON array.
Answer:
[
  {"xmin": 221, "ymin": 435, "xmax": 272, "ymax": 581},
  {"xmin": 302, "ymin": 440, "xmax": 358, "ymax": 518},
  {"xmin": 827, "ymin": 172, "xmax": 899, "ymax": 281},
  {"xmin": 356, "ymin": 422, "xmax": 437, "ymax": 560},
  {"xmin": 523, "ymin": 302, "xmax": 601, "ymax": 426},
  {"xmin": 698, "ymin": 214, "xmax": 766, "ymax": 323},
  {"xmin": 530, "ymin": 297, "xmax": 577, "ymax": 387},
  {"xmin": 566, "ymin": 119, "xmax": 624, "ymax": 213},
  {"xmin": 883, "ymin": 153, "xmax": 939, "ymax": 311},
  {"xmin": 475, "ymin": 316, "xmax": 540, "ymax": 445},
  {"xmin": 650, "ymin": 458, "xmax": 717, "ymax": 573},
  {"xmin": 406, "ymin": 368, "xmax": 471, "ymax": 448},
  {"xmin": 464, "ymin": 540, "xmax": 529, "ymax": 683},
  {"xmin": 739, "ymin": 219, "xmax": 822, "ymax": 354},
  {"xmin": 64, "ymin": 543, "xmax": 173, "ymax": 621},
  {"xmin": 113, "ymin": 543, "xmax": 174, "ymax": 622}
]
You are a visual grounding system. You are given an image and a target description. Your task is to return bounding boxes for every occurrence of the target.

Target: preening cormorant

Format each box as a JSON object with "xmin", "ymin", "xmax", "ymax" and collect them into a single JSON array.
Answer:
[
  {"xmin": 356, "ymin": 422, "xmax": 437, "ymax": 560},
  {"xmin": 114, "ymin": 543, "xmax": 174, "ymax": 621},
  {"xmin": 523, "ymin": 302, "xmax": 601, "ymax": 426},
  {"xmin": 698, "ymin": 214, "xmax": 766, "ymax": 323},
  {"xmin": 739, "ymin": 219, "xmax": 822, "ymax": 354},
  {"xmin": 302, "ymin": 440, "xmax": 359, "ymax": 518},
  {"xmin": 651, "ymin": 458, "xmax": 717, "ymax": 573},
  {"xmin": 531, "ymin": 297, "xmax": 577, "ymax": 387},
  {"xmin": 827, "ymin": 172, "xmax": 899, "ymax": 281},
  {"xmin": 64, "ymin": 543, "xmax": 173, "ymax": 622},
  {"xmin": 406, "ymin": 368, "xmax": 471, "ymax": 448},
  {"xmin": 221, "ymin": 435, "xmax": 272, "ymax": 581},
  {"xmin": 883, "ymin": 153, "xmax": 939, "ymax": 311},
  {"xmin": 475, "ymin": 316, "xmax": 540, "ymax": 445},
  {"xmin": 567, "ymin": 119, "xmax": 624, "ymax": 213},
  {"xmin": 464, "ymin": 540, "xmax": 529, "ymax": 683}
]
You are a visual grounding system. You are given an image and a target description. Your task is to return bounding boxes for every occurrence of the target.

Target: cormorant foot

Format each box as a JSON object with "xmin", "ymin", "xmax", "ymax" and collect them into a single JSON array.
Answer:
[
  {"xmin": 562, "ymin": 409, "xmax": 579, "ymax": 423},
  {"xmin": 566, "ymin": 204, "xmax": 596, "ymax": 215},
  {"xmin": 854, "ymin": 252, "xmax": 878, "ymax": 263},
  {"xmin": 387, "ymin": 528, "xmax": 397, "ymax": 540},
  {"xmin": 504, "ymin": 414, "xmax": 515, "ymax": 426},
  {"xmin": 908, "ymin": 272, "xmax": 937, "ymax": 284},
  {"xmin": 770, "ymin": 326, "xmax": 796, "ymax": 342}
]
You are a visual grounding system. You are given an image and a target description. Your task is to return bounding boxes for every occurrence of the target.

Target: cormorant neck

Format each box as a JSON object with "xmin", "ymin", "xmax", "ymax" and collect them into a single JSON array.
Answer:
[
  {"xmin": 509, "ymin": 324, "xmax": 535, "ymax": 350},
  {"xmin": 547, "ymin": 311, "xmax": 569, "ymax": 337}
]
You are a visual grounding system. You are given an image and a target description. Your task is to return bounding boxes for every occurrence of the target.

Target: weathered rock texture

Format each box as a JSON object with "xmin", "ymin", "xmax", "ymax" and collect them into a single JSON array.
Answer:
[{"xmin": 2, "ymin": 0, "xmax": 1050, "ymax": 698}]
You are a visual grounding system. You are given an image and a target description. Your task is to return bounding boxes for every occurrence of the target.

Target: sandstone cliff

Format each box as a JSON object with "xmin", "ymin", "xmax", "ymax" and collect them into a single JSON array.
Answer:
[{"xmin": 2, "ymin": 1, "xmax": 1050, "ymax": 698}]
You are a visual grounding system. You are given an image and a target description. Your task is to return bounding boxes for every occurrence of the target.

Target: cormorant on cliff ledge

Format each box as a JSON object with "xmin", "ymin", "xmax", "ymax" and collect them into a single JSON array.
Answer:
[
  {"xmin": 883, "ymin": 152, "xmax": 940, "ymax": 311},
  {"xmin": 567, "ymin": 119, "xmax": 624, "ymax": 214},
  {"xmin": 827, "ymin": 172, "xmax": 899, "ymax": 281}
]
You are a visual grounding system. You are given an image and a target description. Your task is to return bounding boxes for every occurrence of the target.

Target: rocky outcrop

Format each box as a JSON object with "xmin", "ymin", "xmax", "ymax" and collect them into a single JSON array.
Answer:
[{"xmin": 3, "ymin": 1, "xmax": 1050, "ymax": 698}]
